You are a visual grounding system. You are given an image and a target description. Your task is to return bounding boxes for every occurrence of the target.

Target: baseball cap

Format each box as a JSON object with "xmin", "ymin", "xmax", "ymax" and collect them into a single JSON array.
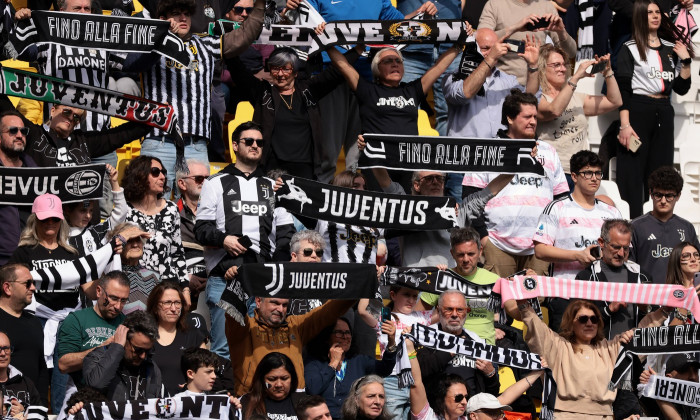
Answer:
[
  {"xmin": 666, "ymin": 353, "xmax": 700, "ymax": 374},
  {"xmin": 32, "ymin": 194, "xmax": 64, "ymax": 220},
  {"xmin": 466, "ymin": 393, "xmax": 512, "ymax": 413}
]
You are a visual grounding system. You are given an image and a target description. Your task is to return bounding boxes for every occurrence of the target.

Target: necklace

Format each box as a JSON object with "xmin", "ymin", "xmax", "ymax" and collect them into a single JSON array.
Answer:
[
  {"xmin": 279, "ymin": 91, "xmax": 293, "ymax": 110},
  {"xmin": 649, "ymin": 36, "xmax": 660, "ymax": 45}
]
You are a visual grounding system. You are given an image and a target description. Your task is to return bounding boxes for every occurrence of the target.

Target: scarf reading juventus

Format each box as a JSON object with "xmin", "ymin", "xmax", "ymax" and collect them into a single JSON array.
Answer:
[
  {"xmin": 67, "ymin": 394, "xmax": 232, "ymax": 420},
  {"xmin": 380, "ymin": 266, "xmax": 493, "ymax": 298},
  {"xmin": 358, "ymin": 134, "xmax": 544, "ymax": 175},
  {"xmin": 11, "ymin": 11, "xmax": 191, "ymax": 67},
  {"xmin": 0, "ymin": 163, "xmax": 105, "ymax": 205},
  {"xmin": 275, "ymin": 175, "xmax": 459, "ymax": 230},
  {"xmin": 218, "ymin": 262, "xmax": 378, "ymax": 326},
  {"xmin": 409, "ymin": 323, "xmax": 556, "ymax": 420},
  {"xmin": 639, "ymin": 374, "xmax": 700, "ymax": 408},
  {"xmin": 610, "ymin": 324, "xmax": 700, "ymax": 390},
  {"xmin": 487, "ymin": 276, "xmax": 700, "ymax": 323}
]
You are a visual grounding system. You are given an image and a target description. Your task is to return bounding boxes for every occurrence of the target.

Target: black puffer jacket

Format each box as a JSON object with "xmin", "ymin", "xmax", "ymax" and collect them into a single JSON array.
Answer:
[{"xmin": 0, "ymin": 365, "xmax": 43, "ymax": 409}]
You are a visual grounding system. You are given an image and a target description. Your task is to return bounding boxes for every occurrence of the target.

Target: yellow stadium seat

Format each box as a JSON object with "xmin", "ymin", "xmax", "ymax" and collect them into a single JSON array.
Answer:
[
  {"xmin": 210, "ymin": 162, "xmax": 228, "ymax": 174},
  {"xmin": 227, "ymin": 101, "xmax": 254, "ymax": 162},
  {"xmin": 116, "ymin": 158, "xmax": 131, "ymax": 185},
  {"xmin": 498, "ymin": 366, "xmax": 517, "ymax": 394},
  {"xmin": 418, "ymin": 109, "xmax": 438, "ymax": 136}
]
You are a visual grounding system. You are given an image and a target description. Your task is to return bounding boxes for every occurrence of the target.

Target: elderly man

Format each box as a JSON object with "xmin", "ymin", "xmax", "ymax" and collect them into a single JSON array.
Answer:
[
  {"xmin": 416, "ymin": 290, "xmax": 498, "ymax": 397},
  {"xmin": 0, "ymin": 331, "xmax": 44, "ymax": 416}
]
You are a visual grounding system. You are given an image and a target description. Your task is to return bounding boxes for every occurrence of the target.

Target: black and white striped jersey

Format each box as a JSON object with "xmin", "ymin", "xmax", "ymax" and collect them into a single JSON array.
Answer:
[
  {"xmin": 316, "ymin": 221, "xmax": 381, "ymax": 264},
  {"xmin": 37, "ymin": 44, "xmax": 125, "ymax": 131},
  {"xmin": 195, "ymin": 165, "xmax": 295, "ymax": 273},
  {"xmin": 142, "ymin": 35, "xmax": 221, "ymax": 139}
]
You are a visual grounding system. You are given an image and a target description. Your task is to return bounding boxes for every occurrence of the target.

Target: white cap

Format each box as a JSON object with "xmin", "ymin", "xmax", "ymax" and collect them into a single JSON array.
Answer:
[{"xmin": 466, "ymin": 393, "xmax": 512, "ymax": 413}]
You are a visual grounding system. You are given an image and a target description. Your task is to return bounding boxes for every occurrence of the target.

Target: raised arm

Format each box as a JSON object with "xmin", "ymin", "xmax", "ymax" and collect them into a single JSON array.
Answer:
[
  {"xmin": 221, "ymin": 0, "xmax": 265, "ymax": 58},
  {"xmin": 327, "ymin": 47, "xmax": 360, "ymax": 91},
  {"xmin": 421, "ymin": 43, "xmax": 465, "ymax": 94},
  {"xmin": 406, "ymin": 336, "xmax": 429, "ymax": 416},
  {"xmin": 583, "ymin": 55, "xmax": 623, "ymax": 116}
]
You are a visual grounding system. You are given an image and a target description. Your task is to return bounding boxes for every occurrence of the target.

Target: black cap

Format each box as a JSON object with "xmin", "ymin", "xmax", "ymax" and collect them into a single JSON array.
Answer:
[{"xmin": 666, "ymin": 353, "xmax": 700, "ymax": 374}]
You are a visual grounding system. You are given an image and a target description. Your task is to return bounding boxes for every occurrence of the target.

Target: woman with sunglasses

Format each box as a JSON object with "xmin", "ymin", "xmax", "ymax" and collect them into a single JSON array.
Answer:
[
  {"xmin": 242, "ymin": 352, "xmax": 304, "ymax": 420},
  {"xmin": 0, "ymin": 95, "xmax": 152, "ymax": 167},
  {"xmin": 304, "ymin": 317, "xmax": 398, "ymax": 420},
  {"xmin": 663, "ymin": 242, "xmax": 700, "ymax": 325},
  {"xmin": 517, "ymin": 298, "xmax": 634, "ymax": 419},
  {"xmin": 227, "ymin": 45, "xmax": 363, "ymax": 180},
  {"xmin": 146, "ymin": 283, "xmax": 205, "ymax": 396},
  {"xmin": 123, "ymin": 155, "xmax": 190, "ymax": 307}
]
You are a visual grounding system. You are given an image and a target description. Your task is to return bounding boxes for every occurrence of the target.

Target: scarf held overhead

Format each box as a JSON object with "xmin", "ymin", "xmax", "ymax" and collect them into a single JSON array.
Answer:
[
  {"xmin": 358, "ymin": 134, "xmax": 544, "ymax": 175},
  {"xmin": 275, "ymin": 175, "xmax": 459, "ymax": 230},
  {"xmin": 639, "ymin": 374, "xmax": 700, "ymax": 409},
  {"xmin": 380, "ymin": 266, "xmax": 492, "ymax": 298},
  {"xmin": 67, "ymin": 394, "xmax": 232, "ymax": 420},
  {"xmin": 218, "ymin": 262, "xmax": 377, "ymax": 326},
  {"xmin": 11, "ymin": 11, "xmax": 190, "ymax": 67},
  {"xmin": 0, "ymin": 163, "xmax": 104, "ymax": 205},
  {"xmin": 610, "ymin": 324, "xmax": 700, "ymax": 390},
  {"xmin": 410, "ymin": 323, "xmax": 556, "ymax": 420}
]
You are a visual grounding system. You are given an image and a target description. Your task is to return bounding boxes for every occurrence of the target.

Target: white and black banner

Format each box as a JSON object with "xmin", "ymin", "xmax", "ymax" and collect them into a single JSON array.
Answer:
[
  {"xmin": 639, "ymin": 374, "xmax": 700, "ymax": 408},
  {"xmin": 381, "ymin": 266, "xmax": 492, "ymax": 298},
  {"xmin": 12, "ymin": 11, "xmax": 191, "ymax": 67},
  {"xmin": 610, "ymin": 324, "xmax": 700, "ymax": 390},
  {"xmin": 276, "ymin": 175, "xmax": 458, "ymax": 230},
  {"xmin": 32, "ymin": 241, "xmax": 117, "ymax": 291},
  {"xmin": 0, "ymin": 163, "xmax": 105, "ymax": 205},
  {"xmin": 358, "ymin": 134, "xmax": 544, "ymax": 175},
  {"xmin": 67, "ymin": 394, "xmax": 232, "ymax": 420},
  {"xmin": 409, "ymin": 323, "xmax": 556, "ymax": 420}
]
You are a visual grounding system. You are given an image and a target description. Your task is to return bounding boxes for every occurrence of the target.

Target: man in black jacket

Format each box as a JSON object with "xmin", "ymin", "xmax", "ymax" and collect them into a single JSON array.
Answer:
[{"xmin": 0, "ymin": 331, "xmax": 45, "ymax": 416}]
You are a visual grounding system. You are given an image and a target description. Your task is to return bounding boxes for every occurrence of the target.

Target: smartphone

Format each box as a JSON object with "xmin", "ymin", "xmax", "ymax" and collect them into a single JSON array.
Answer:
[
  {"xmin": 694, "ymin": 272, "xmax": 700, "ymax": 289},
  {"xmin": 639, "ymin": 418, "xmax": 660, "ymax": 420},
  {"xmin": 381, "ymin": 307, "xmax": 392, "ymax": 323},
  {"xmin": 628, "ymin": 135, "xmax": 643, "ymax": 153},
  {"xmin": 238, "ymin": 235, "xmax": 253, "ymax": 248},
  {"xmin": 525, "ymin": 17, "xmax": 549, "ymax": 31},
  {"xmin": 590, "ymin": 246, "xmax": 601, "ymax": 259},
  {"xmin": 505, "ymin": 39, "xmax": 525, "ymax": 54},
  {"xmin": 588, "ymin": 60, "xmax": 609, "ymax": 75}
]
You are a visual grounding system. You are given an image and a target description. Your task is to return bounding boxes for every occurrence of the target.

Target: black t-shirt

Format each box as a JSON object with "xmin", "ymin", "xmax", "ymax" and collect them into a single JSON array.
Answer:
[
  {"xmin": 9, "ymin": 245, "xmax": 79, "ymax": 311},
  {"xmin": 355, "ymin": 77, "xmax": 424, "ymax": 135},
  {"xmin": 270, "ymin": 92, "xmax": 313, "ymax": 163},
  {"xmin": 242, "ymin": 393, "xmax": 300, "ymax": 420},
  {"xmin": 153, "ymin": 328, "xmax": 206, "ymax": 396},
  {"xmin": 0, "ymin": 308, "xmax": 48, "ymax": 406}
]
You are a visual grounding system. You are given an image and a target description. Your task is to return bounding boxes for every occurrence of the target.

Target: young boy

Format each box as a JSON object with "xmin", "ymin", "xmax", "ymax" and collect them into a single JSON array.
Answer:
[{"xmin": 177, "ymin": 348, "xmax": 241, "ymax": 410}]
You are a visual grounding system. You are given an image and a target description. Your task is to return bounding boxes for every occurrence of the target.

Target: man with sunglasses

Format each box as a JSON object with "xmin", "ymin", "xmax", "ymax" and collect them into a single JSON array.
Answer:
[
  {"xmin": 630, "ymin": 166, "xmax": 700, "ymax": 285},
  {"xmin": 83, "ymin": 310, "xmax": 164, "ymax": 401},
  {"xmin": 0, "ymin": 264, "xmax": 48, "ymax": 406},
  {"xmin": 195, "ymin": 121, "xmax": 295, "ymax": 361}
]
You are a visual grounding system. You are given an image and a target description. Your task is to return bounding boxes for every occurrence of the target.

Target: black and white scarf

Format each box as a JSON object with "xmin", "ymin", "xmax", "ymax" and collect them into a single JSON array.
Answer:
[
  {"xmin": 0, "ymin": 163, "xmax": 105, "ymax": 205},
  {"xmin": 576, "ymin": 0, "xmax": 595, "ymax": 61},
  {"xmin": 409, "ymin": 323, "xmax": 556, "ymax": 420},
  {"xmin": 358, "ymin": 134, "xmax": 544, "ymax": 175},
  {"xmin": 11, "ymin": 11, "xmax": 191, "ymax": 67},
  {"xmin": 32, "ymin": 241, "xmax": 118, "ymax": 291},
  {"xmin": 380, "ymin": 266, "xmax": 493, "ymax": 298},
  {"xmin": 639, "ymin": 374, "xmax": 700, "ymax": 408},
  {"xmin": 610, "ymin": 324, "xmax": 700, "ymax": 390},
  {"xmin": 275, "ymin": 175, "xmax": 459, "ymax": 230},
  {"xmin": 218, "ymin": 262, "xmax": 377, "ymax": 326},
  {"xmin": 67, "ymin": 394, "xmax": 232, "ymax": 420}
]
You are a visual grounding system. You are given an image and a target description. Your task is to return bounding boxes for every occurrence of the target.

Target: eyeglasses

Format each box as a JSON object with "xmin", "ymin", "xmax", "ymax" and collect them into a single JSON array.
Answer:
[
  {"xmin": 183, "ymin": 175, "xmax": 207, "ymax": 184},
  {"xmin": 302, "ymin": 248, "xmax": 324, "ymax": 258},
  {"xmin": 419, "ymin": 175, "xmax": 446, "ymax": 184},
  {"xmin": 150, "ymin": 167, "xmax": 167, "ymax": 178},
  {"xmin": 128, "ymin": 340, "xmax": 152, "ymax": 356},
  {"xmin": 475, "ymin": 410, "xmax": 505, "ymax": 419},
  {"xmin": 576, "ymin": 170, "xmax": 603, "ymax": 180},
  {"xmin": 269, "ymin": 66, "xmax": 294, "ymax": 75},
  {"xmin": 0, "ymin": 345, "xmax": 14, "ymax": 355},
  {"xmin": 441, "ymin": 306, "xmax": 467, "ymax": 315},
  {"xmin": 239, "ymin": 137, "xmax": 265, "ymax": 147},
  {"xmin": 380, "ymin": 57, "xmax": 403, "ymax": 65},
  {"xmin": 105, "ymin": 294, "xmax": 129, "ymax": 305},
  {"xmin": 332, "ymin": 329, "xmax": 352, "ymax": 338},
  {"xmin": 651, "ymin": 192, "xmax": 678, "ymax": 201},
  {"xmin": 3, "ymin": 126, "xmax": 29, "ymax": 136},
  {"xmin": 452, "ymin": 394, "xmax": 467, "ymax": 403},
  {"xmin": 604, "ymin": 241, "xmax": 630, "ymax": 253},
  {"xmin": 546, "ymin": 62, "xmax": 568, "ymax": 69},
  {"xmin": 159, "ymin": 300, "xmax": 183, "ymax": 308},
  {"xmin": 681, "ymin": 252, "xmax": 700, "ymax": 261},
  {"xmin": 8, "ymin": 279, "xmax": 34, "ymax": 289},
  {"xmin": 233, "ymin": 6, "xmax": 254, "ymax": 14},
  {"xmin": 60, "ymin": 108, "xmax": 84, "ymax": 123},
  {"xmin": 575, "ymin": 315, "xmax": 599, "ymax": 324}
]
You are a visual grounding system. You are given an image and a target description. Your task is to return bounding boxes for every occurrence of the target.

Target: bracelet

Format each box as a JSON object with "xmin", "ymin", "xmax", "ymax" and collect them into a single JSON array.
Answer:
[
  {"xmin": 567, "ymin": 80, "xmax": 577, "ymax": 90},
  {"xmin": 527, "ymin": 66, "xmax": 538, "ymax": 73},
  {"xmin": 486, "ymin": 369, "xmax": 496, "ymax": 378},
  {"xmin": 408, "ymin": 354, "xmax": 418, "ymax": 360},
  {"xmin": 483, "ymin": 60, "xmax": 493, "ymax": 70},
  {"xmin": 604, "ymin": 72, "xmax": 614, "ymax": 79},
  {"xmin": 619, "ymin": 123, "xmax": 631, "ymax": 131},
  {"xmin": 525, "ymin": 376, "xmax": 533, "ymax": 387}
]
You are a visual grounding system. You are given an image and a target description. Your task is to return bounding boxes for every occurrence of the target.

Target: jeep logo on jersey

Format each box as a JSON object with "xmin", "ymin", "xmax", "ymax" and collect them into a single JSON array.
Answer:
[
  {"xmin": 231, "ymin": 200, "xmax": 269, "ymax": 216},
  {"xmin": 64, "ymin": 169, "xmax": 101, "ymax": 197}
]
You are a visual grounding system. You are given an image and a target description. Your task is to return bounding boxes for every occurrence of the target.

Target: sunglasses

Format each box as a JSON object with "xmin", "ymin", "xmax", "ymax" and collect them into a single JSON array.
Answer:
[
  {"xmin": 60, "ymin": 108, "xmax": 84, "ymax": 123},
  {"xmin": 150, "ymin": 167, "xmax": 167, "ymax": 178},
  {"xmin": 129, "ymin": 340, "xmax": 152, "ymax": 356},
  {"xmin": 4, "ymin": 126, "xmax": 29, "ymax": 136},
  {"xmin": 419, "ymin": 175, "xmax": 446, "ymax": 184},
  {"xmin": 0, "ymin": 345, "xmax": 13, "ymax": 355},
  {"xmin": 239, "ymin": 137, "xmax": 264, "ymax": 147},
  {"xmin": 452, "ymin": 394, "xmax": 467, "ymax": 403},
  {"xmin": 233, "ymin": 6, "xmax": 254, "ymax": 14},
  {"xmin": 38, "ymin": 217, "xmax": 61, "ymax": 223},
  {"xmin": 183, "ymin": 175, "xmax": 207, "ymax": 184},
  {"xmin": 302, "ymin": 248, "xmax": 324, "ymax": 257},
  {"xmin": 9, "ymin": 279, "xmax": 34, "ymax": 289},
  {"xmin": 575, "ymin": 315, "xmax": 599, "ymax": 325}
]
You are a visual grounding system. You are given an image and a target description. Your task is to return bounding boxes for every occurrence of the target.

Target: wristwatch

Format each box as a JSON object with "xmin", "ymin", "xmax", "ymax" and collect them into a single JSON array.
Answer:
[{"xmin": 681, "ymin": 57, "xmax": 692, "ymax": 66}]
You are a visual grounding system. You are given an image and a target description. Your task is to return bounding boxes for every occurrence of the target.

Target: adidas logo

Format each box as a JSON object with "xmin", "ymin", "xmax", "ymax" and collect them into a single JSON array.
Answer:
[
  {"xmin": 227, "ymin": 189, "xmax": 236, "ymax": 196},
  {"xmin": 648, "ymin": 233, "xmax": 657, "ymax": 240},
  {"xmin": 570, "ymin": 219, "xmax": 579, "ymax": 225}
]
